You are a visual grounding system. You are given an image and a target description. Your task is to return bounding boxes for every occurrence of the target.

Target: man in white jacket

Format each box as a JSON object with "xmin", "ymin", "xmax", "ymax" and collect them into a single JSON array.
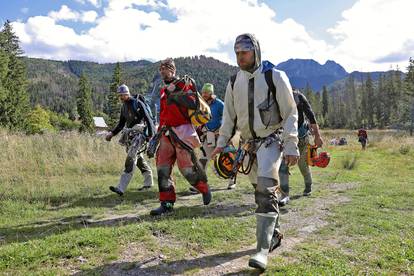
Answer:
[{"xmin": 211, "ymin": 33, "xmax": 299, "ymax": 271}]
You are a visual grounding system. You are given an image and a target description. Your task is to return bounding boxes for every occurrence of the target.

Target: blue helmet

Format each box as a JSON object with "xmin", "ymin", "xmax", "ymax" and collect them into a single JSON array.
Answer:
[{"xmin": 117, "ymin": 84, "xmax": 130, "ymax": 95}]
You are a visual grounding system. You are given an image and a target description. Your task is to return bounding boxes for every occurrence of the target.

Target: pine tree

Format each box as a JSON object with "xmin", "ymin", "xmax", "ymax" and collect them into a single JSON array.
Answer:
[
  {"xmin": 106, "ymin": 62, "xmax": 122, "ymax": 128},
  {"xmin": 0, "ymin": 20, "xmax": 29, "ymax": 130},
  {"xmin": 344, "ymin": 75, "xmax": 357, "ymax": 128},
  {"xmin": 360, "ymin": 80, "xmax": 368, "ymax": 127},
  {"xmin": 376, "ymin": 74, "xmax": 386, "ymax": 128},
  {"xmin": 403, "ymin": 58, "xmax": 414, "ymax": 135},
  {"xmin": 77, "ymin": 74, "xmax": 94, "ymax": 132},
  {"xmin": 322, "ymin": 85, "xmax": 329, "ymax": 120},
  {"xmin": 365, "ymin": 73, "xmax": 375, "ymax": 127}
]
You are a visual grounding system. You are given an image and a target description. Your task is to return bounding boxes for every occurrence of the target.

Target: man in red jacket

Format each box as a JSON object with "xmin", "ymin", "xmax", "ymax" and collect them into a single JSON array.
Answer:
[
  {"xmin": 150, "ymin": 58, "xmax": 212, "ymax": 216},
  {"xmin": 358, "ymin": 128, "xmax": 368, "ymax": 150}
]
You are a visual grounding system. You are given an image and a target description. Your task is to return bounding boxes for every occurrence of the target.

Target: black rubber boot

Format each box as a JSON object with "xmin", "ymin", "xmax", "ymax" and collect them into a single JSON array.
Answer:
[{"xmin": 150, "ymin": 202, "xmax": 174, "ymax": 216}]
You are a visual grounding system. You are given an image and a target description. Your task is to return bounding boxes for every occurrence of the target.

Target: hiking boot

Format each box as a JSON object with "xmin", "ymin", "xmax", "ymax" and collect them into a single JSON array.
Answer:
[
  {"xmin": 150, "ymin": 202, "xmax": 174, "ymax": 216},
  {"xmin": 227, "ymin": 178, "xmax": 236, "ymax": 190},
  {"xmin": 278, "ymin": 195, "xmax": 290, "ymax": 207},
  {"xmin": 109, "ymin": 186, "xmax": 124, "ymax": 196}
]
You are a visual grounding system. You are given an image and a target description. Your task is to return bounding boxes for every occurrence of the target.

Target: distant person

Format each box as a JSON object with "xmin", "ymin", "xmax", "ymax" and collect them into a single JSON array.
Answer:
[
  {"xmin": 278, "ymin": 89, "xmax": 324, "ymax": 206},
  {"xmin": 105, "ymin": 84, "xmax": 156, "ymax": 196},
  {"xmin": 358, "ymin": 128, "xmax": 368, "ymax": 150},
  {"xmin": 339, "ymin": 137, "xmax": 347, "ymax": 146},
  {"xmin": 192, "ymin": 83, "xmax": 236, "ymax": 192},
  {"xmin": 330, "ymin": 137, "xmax": 339, "ymax": 145}
]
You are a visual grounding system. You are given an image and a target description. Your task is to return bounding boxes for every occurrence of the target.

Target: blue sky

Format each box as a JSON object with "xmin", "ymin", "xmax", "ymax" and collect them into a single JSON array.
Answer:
[{"xmin": 0, "ymin": 0, "xmax": 413, "ymax": 72}]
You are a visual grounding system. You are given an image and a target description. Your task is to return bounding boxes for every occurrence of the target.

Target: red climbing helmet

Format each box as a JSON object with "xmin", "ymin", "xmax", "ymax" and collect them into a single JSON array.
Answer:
[{"xmin": 312, "ymin": 151, "xmax": 331, "ymax": 168}]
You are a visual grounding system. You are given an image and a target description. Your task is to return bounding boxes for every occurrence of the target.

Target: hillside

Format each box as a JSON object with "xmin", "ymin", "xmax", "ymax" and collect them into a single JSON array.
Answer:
[{"xmin": 24, "ymin": 56, "xmax": 238, "ymax": 115}]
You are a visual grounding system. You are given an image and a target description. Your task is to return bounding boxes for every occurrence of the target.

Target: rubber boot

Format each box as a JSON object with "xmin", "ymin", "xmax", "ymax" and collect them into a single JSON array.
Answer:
[
  {"xmin": 138, "ymin": 170, "xmax": 153, "ymax": 191},
  {"xmin": 248, "ymin": 213, "xmax": 277, "ymax": 271},
  {"xmin": 150, "ymin": 201, "xmax": 174, "ymax": 216}
]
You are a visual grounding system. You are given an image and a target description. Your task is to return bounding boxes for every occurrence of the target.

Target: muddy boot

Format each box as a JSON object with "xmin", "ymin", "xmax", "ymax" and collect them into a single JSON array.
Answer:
[
  {"xmin": 150, "ymin": 202, "xmax": 174, "ymax": 216},
  {"xmin": 248, "ymin": 213, "xmax": 277, "ymax": 271},
  {"xmin": 138, "ymin": 170, "xmax": 153, "ymax": 191}
]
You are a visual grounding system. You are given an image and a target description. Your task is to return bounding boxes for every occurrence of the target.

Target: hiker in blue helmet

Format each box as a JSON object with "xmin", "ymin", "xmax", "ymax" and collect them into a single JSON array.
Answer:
[
  {"xmin": 211, "ymin": 33, "xmax": 299, "ymax": 271},
  {"xmin": 105, "ymin": 84, "xmax": 156, "ymax": 196}
]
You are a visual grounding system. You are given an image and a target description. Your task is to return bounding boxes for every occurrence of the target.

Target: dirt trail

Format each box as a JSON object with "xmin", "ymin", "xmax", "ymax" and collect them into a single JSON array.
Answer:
[{"xmin": 73, "ymin": 182, "xmax": 357, "ymax": 276}]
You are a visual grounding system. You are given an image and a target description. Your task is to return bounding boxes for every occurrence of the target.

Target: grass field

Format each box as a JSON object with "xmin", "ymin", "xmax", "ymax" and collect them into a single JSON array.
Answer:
[{"xmin": 0, "ymin": 129, "xmax": 413, "ymax": 275}]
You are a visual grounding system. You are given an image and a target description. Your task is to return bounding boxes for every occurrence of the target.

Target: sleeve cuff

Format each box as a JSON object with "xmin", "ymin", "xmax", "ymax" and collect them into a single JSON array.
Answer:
[
  {"xmin": 217, "ymin": 135, "xmax": 229, "ymax": 148},
  {"xmin": 283, "ymin": 142, "xmax": 299, "ymax": 156}
]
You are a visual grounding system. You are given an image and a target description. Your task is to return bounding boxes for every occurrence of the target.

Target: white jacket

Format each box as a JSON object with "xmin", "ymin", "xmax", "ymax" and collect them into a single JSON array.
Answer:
[{"xmin": 217, "ymin": 65, "xmax": 299, "ymax": 156}]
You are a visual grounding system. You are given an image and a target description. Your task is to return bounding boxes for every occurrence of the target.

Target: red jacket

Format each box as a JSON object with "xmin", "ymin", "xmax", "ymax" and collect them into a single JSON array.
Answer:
[
  {"xmin": 159, "ymin": 78, "xmax": 196, "ymax": 128},
  {"xmin": 358, "ymin": 129, "xmax": 367, "ymax": 138}
]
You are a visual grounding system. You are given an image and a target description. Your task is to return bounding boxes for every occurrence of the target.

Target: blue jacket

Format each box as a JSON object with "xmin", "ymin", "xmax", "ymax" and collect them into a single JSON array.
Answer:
[{"xmin": 206, "ymin": 97, "xmax": 224, "ymax": 131}]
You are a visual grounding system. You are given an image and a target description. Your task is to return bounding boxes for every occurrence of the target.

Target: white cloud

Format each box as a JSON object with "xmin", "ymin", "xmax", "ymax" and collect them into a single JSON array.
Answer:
[
  {"xmin": 12, "ymin": 0, "xmax": 414, "ymax": 71},
  {"xmin": 81, "ymin": 10, "xmax": 98, "ymax": 22},
  {"xmin": 15, "ymin": 0, "xmax": 331, "ymax": 65},
  {"xmin": 48, "ymin": 5, "xmax": 79, "ymax": 21},
  {"xmin": 328, "ymin": 0, "xmax": 414, "ymax": 71}
]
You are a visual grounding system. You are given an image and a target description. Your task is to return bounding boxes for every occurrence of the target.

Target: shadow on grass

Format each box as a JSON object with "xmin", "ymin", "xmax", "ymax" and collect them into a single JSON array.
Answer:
[
  {"xmin": 73, "ymin": 248, "xmax": 261, "ymax": 276},
  {"xmin": 0, "ymin": 200, "xmax": 256, "ymax": 245},
  {"xmin": 48, "ymin": 187, "xmax": 233, "ymax": 210}
]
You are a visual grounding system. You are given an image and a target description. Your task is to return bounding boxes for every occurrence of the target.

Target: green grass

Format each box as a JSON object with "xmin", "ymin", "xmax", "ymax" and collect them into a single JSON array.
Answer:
[{"xmin": 0, "ymin": 129, "xmax": 413, "ymax": 275}]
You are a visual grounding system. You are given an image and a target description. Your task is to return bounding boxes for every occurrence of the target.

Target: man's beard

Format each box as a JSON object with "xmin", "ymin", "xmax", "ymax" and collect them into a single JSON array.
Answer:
[{"xmin": 238, "ymin": 60, "xmax": 255, "ymax": 72}]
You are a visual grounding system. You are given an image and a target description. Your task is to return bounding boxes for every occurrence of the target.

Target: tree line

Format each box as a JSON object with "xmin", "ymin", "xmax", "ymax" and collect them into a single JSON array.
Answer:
[{"xmin": 303, "ymin": 62, "xmax": 414, "ymax": 134}]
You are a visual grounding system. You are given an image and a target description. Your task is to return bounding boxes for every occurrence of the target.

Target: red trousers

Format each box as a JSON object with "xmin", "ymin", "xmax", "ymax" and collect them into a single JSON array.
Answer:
[{"xmin": 156, "ymin": 134, "xmax": 209, "ymax": 202}]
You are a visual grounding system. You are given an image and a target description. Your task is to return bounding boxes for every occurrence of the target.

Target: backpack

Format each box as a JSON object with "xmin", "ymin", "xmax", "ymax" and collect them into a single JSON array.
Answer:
[
  {"xmin": 131, "ymin": 94, "xmax": 155, "ymax": 136},
  {"xmin": 166, "ymin": 75, "xmax": 211, "ymax": 127},
  {"xmin": 293, "ymin": 91, "xmax": 310, "ymax": 138},
  {"xmin": 188, "ymin": 90, "xmax": 212, "ymax": 127}
]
